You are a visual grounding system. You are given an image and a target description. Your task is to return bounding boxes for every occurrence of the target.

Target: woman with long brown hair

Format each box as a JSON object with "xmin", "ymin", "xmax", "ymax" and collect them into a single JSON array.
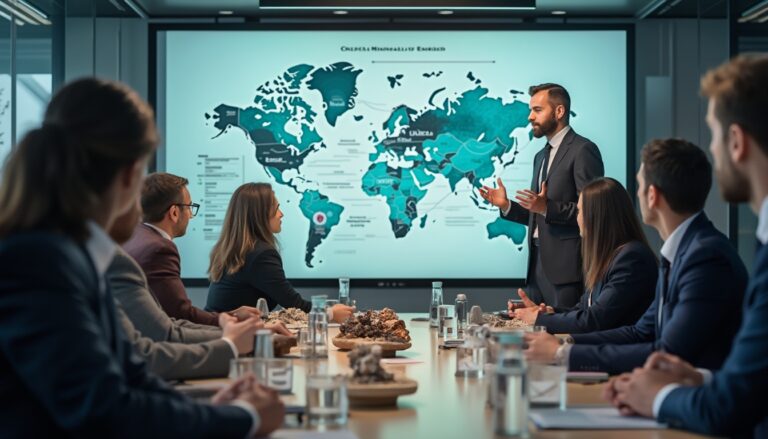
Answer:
[
  {"xmin": 206, "ymin": 182, "xmax": 353, "ymax": 322},
  {"xmin": 511, "ymin": 177, "xmax": 657, "ymax": 333}
]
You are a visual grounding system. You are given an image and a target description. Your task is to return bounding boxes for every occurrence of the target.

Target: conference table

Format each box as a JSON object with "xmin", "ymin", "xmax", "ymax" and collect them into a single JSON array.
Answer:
[{"xmin": 188, "ymin": 313, "xmax": 710, "ymax": 439}]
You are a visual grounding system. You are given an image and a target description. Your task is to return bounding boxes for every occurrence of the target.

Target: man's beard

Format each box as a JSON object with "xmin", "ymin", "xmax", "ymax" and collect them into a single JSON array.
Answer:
[
  {"xmin": 532, "ymin": 114, "xmax": 558, "ymax": 138},
  {"xmin": 716, "ymin": 148, "xmax": 750, "ymax": 203}
]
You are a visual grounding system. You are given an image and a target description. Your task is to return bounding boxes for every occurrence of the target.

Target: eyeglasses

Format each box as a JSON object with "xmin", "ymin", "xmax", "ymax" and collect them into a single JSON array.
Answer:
[{"xmin": 170, "ymin": 202, "xmax": 200, "ymax": 217}]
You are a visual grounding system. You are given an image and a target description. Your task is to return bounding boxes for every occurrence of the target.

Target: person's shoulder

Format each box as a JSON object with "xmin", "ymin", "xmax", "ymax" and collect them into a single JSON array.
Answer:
[
  {"xmin": 245, "ymin": 242, "xmax": 282, "ymax": 267},
  {"xmin": 110, "ymin": 246, "xmax": 144, "ymax": 274},
  {"xmin": 0, "ymin": 231, "xmax": 92, "ymax": 278},
  {"xmin": 0, "ymin": 231, "xmax": 83, "ymax": 262},
  {"xmin": 614, "ymin": 240, "xmax": 656, "ymax": 269},
  {"xmin": 567, "ymin": 129, "xmax": 599, "ymax": 151}
]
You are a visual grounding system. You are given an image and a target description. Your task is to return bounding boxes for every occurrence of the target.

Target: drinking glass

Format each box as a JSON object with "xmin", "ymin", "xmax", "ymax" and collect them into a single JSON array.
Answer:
[{"xmin": 305, "ymin": 374, "xmax": 348, "ymax": 429}]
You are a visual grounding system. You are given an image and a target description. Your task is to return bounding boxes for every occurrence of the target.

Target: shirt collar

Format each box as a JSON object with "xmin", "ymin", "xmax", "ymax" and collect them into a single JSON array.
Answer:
[
  {"xmin": 660, "ymin": 211, "xmax": 702, "ymax": 266},
  {"xmin": 85, "ymin": 221, "xmax": 118, "ymax": 278},
  {"xmin": 758, "ymin": 197, "xmax": 768, "ymax": 245},
  {"xmin": 144, "ymin": 222, "xmax": 172, "ymax": 241},
  {"xmin": 548, "ymin": 125, "xmax": 571, "ymax": 149}
]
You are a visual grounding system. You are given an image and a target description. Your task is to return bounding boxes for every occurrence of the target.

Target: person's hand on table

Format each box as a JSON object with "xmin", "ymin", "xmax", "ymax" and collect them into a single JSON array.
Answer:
[
  {"xmin": 611, "ymin": 367, "xmax": 682, "ymax": 418},
  {"xmin": 227, "ymin": 306, "xmax": 262, "ymax": 323},
  {"xmin": 479, "ymin": 178, "xmax": 511, "ymax": 211},
  {"xmin": 220, "ymin": 313, "xmax": 262, "ymax": 355},
  {"xmin": 523, "ymin": 332, "xmax": 559, "ymax": 363},
  {"xmin": 265, "ymin": 321, "xmax": 292, "ymax": 336},
  {"xmin": 515, "ymin": 181, "xmax": 548, "ymax": 215},
  {"xmin": 329, "ymin": 304, "xmax": 355, "ymax": 323},
  {"xmin": 644, "ymin": 351, "xmax": 703, "ymax": 386},
  {"xmin": 514, "ymin": 306, "xmax": 539, "ymax": 324},
  {"xmin": 603, "ymin": 373, "xmax": 639, "ymax": 416},
  {"xmin": 240, "ymin": 383, "xmax": 285, "ymax": 437},
  {"xmin": 508, "ymin": 289, "xmax": 550, "ymax": 319},
  {"xmin": 212, "ymin": 374, "xmax": 285, "ymax": 437}
]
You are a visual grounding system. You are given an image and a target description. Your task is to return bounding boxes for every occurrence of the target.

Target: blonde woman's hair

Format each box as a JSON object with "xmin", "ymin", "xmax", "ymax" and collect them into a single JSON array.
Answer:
[{"xmin": 208, "ymin": 183, "xmax": 277, "ymax": 282}]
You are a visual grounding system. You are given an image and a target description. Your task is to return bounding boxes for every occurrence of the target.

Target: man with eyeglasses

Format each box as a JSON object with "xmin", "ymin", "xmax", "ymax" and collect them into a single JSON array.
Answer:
[{"xmin": 124, "ymin": 173, "xmax": 259, "ymax": 326}]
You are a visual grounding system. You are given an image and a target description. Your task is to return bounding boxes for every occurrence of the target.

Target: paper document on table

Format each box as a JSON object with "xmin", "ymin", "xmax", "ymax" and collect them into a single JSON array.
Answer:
[
  {"xmin": 380, "ymin": 358, "xmax": 424, "ymax": 364},
  {"xmin": 529, "ymin": 408, "xmax": 667, "ymax": 430},
  {"xmin": 268, "ymin": 430, "xmax": 359, "ymax": 439}
]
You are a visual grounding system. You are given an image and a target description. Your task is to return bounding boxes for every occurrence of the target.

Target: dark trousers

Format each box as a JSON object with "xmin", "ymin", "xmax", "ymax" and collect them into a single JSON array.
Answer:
[{"xmin": 526, "ymin": 238, "xmax": 583, "ymax": 310}]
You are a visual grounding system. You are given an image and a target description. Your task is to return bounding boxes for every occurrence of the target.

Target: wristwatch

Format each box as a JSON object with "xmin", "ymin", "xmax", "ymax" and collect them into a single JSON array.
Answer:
[{"xmin": 558, "ymin": 335, "xmax": 575, "ymax": 345}]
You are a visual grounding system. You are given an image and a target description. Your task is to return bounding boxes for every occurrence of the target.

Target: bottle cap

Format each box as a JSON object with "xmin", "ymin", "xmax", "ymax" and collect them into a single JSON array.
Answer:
[
  {"xmin": 432, "ymin": 281, "xmax": 443, "ymax": 288},
  {"xmin": 456, "ymin": 293, "xmax": 466, "ymax": 301}
]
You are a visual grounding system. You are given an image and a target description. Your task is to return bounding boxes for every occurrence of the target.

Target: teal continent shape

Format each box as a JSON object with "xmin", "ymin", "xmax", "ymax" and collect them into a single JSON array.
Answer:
[
  {"xmin": 361, "ymin": 162, "xmax": 428, "ymax": 238},
  {"xmin": 306, "ymin": 62, "xmax": 362, "ymax": 127},
  {"xmin": 299, "ymin": 190, "xmax": 345, "ymax": 267},
  {"xmin": 208, "ymin": 62, "xmax": 362, "ymax": 191},
  {"xmin": 363, "ymin": 84, "xmax": 530, "ymax": 239},
  {"xmin": 207, "ymin": 62, "xmax": 360, "ymax": 266},
  {"xmin": 486, "ymin": 217, "xmax": 527, "ymax": 245}
]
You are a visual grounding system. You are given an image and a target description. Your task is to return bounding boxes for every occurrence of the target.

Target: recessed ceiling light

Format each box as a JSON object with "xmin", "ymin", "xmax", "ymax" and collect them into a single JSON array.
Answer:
[
  {"xmin": 438, "ymin": 10, "xmax": 454, "ymax": 15},
  {"xmin": 551, "ymin": 10, "xmax": 566, "ymax": 15},
  {"xmin": 219, "ymin": 10, "xmax": 234, "ymax": 15},
  {"xmin": 333, "ymin": 10, "xmax": 349, "ymax": 15}
]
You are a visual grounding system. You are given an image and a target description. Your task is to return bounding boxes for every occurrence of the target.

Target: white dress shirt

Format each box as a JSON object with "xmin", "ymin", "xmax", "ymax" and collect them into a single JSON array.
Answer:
[
  {"xmin": 144, "ymin": 222, "xmax": 172, "ymax": 241},
  {"xmin": 503, "ymin": 125, "xmax": 571, "ymax": 240},
  {"xmin": 758, "ymin": 196, "xmax": 768, "ymax": 245}
]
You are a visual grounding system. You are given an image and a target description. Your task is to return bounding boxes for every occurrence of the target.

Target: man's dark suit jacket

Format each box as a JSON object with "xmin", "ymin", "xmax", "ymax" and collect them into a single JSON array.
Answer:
[
  {"xmin": 206, "ymin": 241, "xmax": 312, "ymax": 313},
  {"xmin": 0, "ymin": 231, "xmax": 251, "ymax": 437},
  {"xmin": 568, "ymin": 213, "xmax": 748, "ymax": 374},
  {"xmin": 535, "ymin": 240, "xmax": 657, "ymax": 334},
  {"xmin": 658, "ymin": 241, "xmax": 768, "ymax": 438},
  {"xmin": 123, "ymin": 223, "xmax": 219, "ymax": 326},
  {"xmin": 502, "ymin": 128, "xmax": 604, "ymax": 286}
]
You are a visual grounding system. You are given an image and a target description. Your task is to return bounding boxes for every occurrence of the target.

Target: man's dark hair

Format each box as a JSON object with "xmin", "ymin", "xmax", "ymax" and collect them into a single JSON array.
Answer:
[
  {"xmin": 641, "ymin": 138, "xmax": 712, "ymax": 214},
  {"xmin": 701, "ymin": 53, "xmax": 768, "ymax": 156},
  {"xmin": 141, "ymin": 172, "xmax": 189, "ymax": 223},
  {"xmin": 529, "ymin": 83, "xmax": 571, "ymax": 123}
]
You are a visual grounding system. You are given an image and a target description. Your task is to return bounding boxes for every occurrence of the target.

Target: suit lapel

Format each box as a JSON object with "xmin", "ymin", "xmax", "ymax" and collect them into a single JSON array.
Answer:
[
  {"xmin": 666, "ymin": 213, "xmax": 708, "ymax": 303},
  {"xmin": 544, "ymin": 128, "xmax": 575, "ymax": 182}
]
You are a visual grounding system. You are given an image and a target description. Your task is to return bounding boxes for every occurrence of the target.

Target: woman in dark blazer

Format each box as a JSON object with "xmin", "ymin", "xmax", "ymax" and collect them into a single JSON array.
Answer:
[
  {"xmin": 512, "ymin": 177, "xmax": 657, "ymax": 334},
  {"xmin": 206, "ymin": 183, "xmax": 353, "ymax": 323},
  {"xmin": 0, "ymin": 78, "xmax": 281, "ymax": 437}
]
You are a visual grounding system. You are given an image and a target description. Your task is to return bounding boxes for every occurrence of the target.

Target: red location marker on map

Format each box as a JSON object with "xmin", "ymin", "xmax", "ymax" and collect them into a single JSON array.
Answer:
[{"xmin": 313, "ymin": 212, "xmax": 327, "ymax": 225}]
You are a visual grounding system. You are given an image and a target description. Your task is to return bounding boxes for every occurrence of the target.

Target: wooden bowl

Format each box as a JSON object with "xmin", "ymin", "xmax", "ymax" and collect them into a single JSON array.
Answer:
[
  {"xmin": 347, "ymin": 378, "xmax": 418, "ymax": 408},
  {"xmin": 332, "ymin": 336, "xmax": 412, "ymax": 358}
]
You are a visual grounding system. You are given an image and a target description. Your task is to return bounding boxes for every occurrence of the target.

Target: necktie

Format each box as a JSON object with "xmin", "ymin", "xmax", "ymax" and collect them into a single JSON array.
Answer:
[
  {"xmin": 537, "ymin": 143, "xmax": 552, "ymax": 193},
  {"xmin": 657, "ymin": 256, "xmax": 671, "ymax": 332}
]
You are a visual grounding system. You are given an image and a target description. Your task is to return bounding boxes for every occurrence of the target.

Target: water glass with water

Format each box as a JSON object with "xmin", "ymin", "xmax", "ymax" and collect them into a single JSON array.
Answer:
[
  {"xmin": 253, "ymin": 358, "xmax": 293, "ymax": 394},
  {"xmin": 297, "ymin": 328, "xmax": 313, "ymax": 358},
  {"xmin": 229, "ymin": 358, "xmax": 256, "ymax": 379},
  {"xmin": 437, "ymin": 304, "xmax": 455, "ymax": 338},
  {"xmin": 306, "ymin": 374, "xmax": 348, "ymax": 429},
  {"xmin": 253, "ymin": 329, "xmax": 274, "ymax": 359},
  {"xmin": 429, "ymin": 281, "xmax": 443, "ymax": 328},
  {"xmin": 338, "ymin": 278, "xmax": 350, "ymax": 305},
  {"xmin": 256, "ymin": 297, "xmax": 270, "ymax": 317},
  {"xmin": 492, "ymin": 331, "xmax": 529, "ymax": 438},
  {"xmin": 308, "ymin": 295, "xmax": 329, "ymax": 358}
]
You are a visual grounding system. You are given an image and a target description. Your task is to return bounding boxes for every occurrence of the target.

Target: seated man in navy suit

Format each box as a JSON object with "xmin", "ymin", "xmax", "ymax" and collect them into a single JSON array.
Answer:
[
  {"xmin": 606, "ymin": 54, "xmax": 768, "ymax": 438},
  {"xmin": 524, "ymin": 138, "xmax": 748, "ymax": 375}
]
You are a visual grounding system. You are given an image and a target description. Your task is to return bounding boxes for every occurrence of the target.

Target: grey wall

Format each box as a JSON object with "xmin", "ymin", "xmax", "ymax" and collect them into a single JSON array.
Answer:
[
  {"xmin": 64, "ymin": 17, "xmax": 147, "ymax": 99},
  {"xmin": 634, "ymin": 19, "xmax": 730, "ymax": 252},
  {"xmin": 65, "ymin": 18, "xmax": 732, "ymax": 312}
]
